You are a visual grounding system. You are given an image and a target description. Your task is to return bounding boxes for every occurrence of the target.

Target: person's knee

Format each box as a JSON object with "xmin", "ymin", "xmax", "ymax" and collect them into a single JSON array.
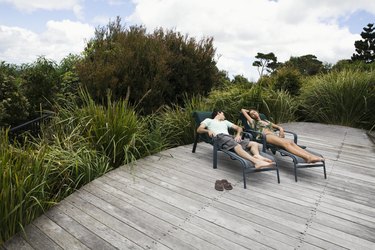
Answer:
[
  {"xmin": 248, "ymin": 141, "xmax": 257, "ymax": 147},
  {"xmin": 284, "ymin": 140, "xmax": 295, "ymax": 148}
]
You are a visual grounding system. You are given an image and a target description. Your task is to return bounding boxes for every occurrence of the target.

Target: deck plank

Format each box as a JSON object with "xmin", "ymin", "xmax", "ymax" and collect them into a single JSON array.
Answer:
[{"xmin": 3, "ymin": 122, "xmax": 375, "ymax": 249}]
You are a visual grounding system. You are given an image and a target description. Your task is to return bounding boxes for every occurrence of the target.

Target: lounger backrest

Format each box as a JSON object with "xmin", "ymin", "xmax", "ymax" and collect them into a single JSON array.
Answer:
[
  {"xmin": 193, "ymin": 111, "xmax": 213, "ymax": 144},
  {"xmin": 240, "ymin": 112, "xmax": 268, "ymax": 130}
]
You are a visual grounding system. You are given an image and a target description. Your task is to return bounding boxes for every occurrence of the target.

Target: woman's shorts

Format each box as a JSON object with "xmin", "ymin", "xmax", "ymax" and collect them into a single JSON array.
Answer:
[{"xmin": 215, "ymin": 134, "xmax": 250, "ymax": 151}]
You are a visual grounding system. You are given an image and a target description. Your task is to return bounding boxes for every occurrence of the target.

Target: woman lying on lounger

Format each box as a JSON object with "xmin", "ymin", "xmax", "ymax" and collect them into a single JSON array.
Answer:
[{"xmin": 241, "ymin": 108, "xmax": 324, "ymax": 163}]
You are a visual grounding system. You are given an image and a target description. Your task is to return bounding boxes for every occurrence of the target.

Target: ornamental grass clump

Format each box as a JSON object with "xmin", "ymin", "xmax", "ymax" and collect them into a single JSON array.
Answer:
[
  {"xmin": 53, "ymin": 89, "xmax": 150, "ymax": 169},
  {"xmin": 0, "ymin": 130, "xmax": 50, "ymax": 244},
  {"xmin": 0, "ymin": 124, "xmax": 111, "ymax": 245},
  {"xmin": 299, "ymin": 69, "xmax": 375, "ymax": 129}
]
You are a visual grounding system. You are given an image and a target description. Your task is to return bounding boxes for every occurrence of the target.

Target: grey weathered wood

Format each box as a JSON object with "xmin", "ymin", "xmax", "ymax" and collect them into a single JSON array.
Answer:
[
  {"xmin": 20, "ymin": 224, "xmax": 63, "ymax": 250},
  {"xmin": 3, "ymin": 123, "xmax": 375, "ymax": 249},
  {"xmin": 3, "ymin": 234, "xmax": 34, "ymax": 250},
  {"xmin": 32, "ymin": 214, "xmax": 90, "ymax": 250}
]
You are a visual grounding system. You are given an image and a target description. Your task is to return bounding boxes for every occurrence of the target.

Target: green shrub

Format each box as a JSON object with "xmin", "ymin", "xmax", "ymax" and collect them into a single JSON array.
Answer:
[
  {"xmin": 299, "ymin": 69, "xmax": 375, "ymax": 129},
  {"xmin": 0, "ymin": 127, "xmax": 110, "ymax": 245},
  {"xmin": 0, "ymin": 131, "xmax": 48, "ymax": 244},
  {"xmin": 0, "ymin": 73, "xmax": 29, "ymax": 127},
  {"xmin": 52, "ymin": 89, "xmax": 149, "ymax": 169},
  {"xmin": 262, "ymin": 89, "xmax": 297, "ymax": 123},
  {"xmin": 273, "ymin": 66, "xmax": 302, "ymax": 96},
  {"xmin": 206, "ymin": 83, "xmax": 296, "ymax": 124}
]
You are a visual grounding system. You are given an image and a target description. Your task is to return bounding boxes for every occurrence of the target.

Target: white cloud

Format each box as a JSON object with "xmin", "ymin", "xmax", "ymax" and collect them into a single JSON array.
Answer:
[
  {"xmin": 92, "ymin": 15, "xmax": 114, "ymax": 26},
  {"xmin": 0, "ymin": 0, "xmax": 84, "ymax": 17},
  {"xmin": 129, "ymin": 0, "xmax": 373, "ymax": 79},
  {"xmin": 107, "ymin": 0, "xmax": 127, "ymax": 5},
  {"xmin": 0, "ymin": 20, "xmax": 94, "ymax": 64}
]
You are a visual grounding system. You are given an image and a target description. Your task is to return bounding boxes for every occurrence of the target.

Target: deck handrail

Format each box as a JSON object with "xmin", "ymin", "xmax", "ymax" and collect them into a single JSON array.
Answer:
[{"xmin": 9, "ymin": 113, "xmax": 52, "ymax": 138}]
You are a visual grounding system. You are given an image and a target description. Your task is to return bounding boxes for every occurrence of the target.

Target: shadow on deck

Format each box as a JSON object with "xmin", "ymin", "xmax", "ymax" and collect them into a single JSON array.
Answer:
[{"xmin": 4, "ymin": 123, "xmax": 375, "ymax": 249}]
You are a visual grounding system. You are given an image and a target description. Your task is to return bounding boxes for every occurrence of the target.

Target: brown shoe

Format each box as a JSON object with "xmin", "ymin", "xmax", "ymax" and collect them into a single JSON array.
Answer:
[
  {"xmin": 221, "ymin": 179, "xmax": 233, "ymax": 190},
  {"xmin": 215, "ymin": 180, "xmax": 224, "ymax": 191}
]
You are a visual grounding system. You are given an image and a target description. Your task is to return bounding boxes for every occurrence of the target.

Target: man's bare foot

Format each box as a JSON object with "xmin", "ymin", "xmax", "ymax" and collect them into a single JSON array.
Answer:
[
  {"xmin": 307, "ymin": 155, "xmax": 325, "ymax": 163},
  {"xmin": 254, "ymin": 160, "xmax": 275, "ymax": 169},
  {"xmin": 254, "ymin": 154, "xmax": 273, "ymax": 163}
]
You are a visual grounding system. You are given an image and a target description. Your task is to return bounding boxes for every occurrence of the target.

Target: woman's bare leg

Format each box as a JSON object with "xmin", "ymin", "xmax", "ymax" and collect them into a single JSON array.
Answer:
[
  {"xmin": 233, "ymin": 145, "xmax": 274, "ymax": 169},
  {"xmin": 265, "ymin": 134, "xmax": 324, "ymax": 163}
]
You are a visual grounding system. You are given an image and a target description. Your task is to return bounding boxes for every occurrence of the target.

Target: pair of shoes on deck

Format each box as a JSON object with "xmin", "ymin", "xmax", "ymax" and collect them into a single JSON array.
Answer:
[{"xmin": 215, "ymin": 179, "xmax": 233, "ymax": 191}]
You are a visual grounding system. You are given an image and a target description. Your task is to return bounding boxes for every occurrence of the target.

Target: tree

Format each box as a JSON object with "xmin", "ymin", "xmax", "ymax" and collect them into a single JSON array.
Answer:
[
  {"xmin": 352, "ymin": 23, "xmax": 375, "ymax": 63},
  {"xmin": 252, "ymin": 52, "xmax": 280, "ymax": 77},
  {"xmin": 331, "ymin": 59, "xmax": 375, "ymax": 72},
  {"xmin": 21, "ymin": 57, "xmax": 59, "ymax": 116},
  {"xmin": 213, "ymin": 70, "xmax": 231, "ymax": 89},
  {"xmin": 57, "ymin": 54, "xmax": 81, "ymax": 99},
  {"xmin": 273, "ymin": 66, "xmax": 302, "ymax": 96},
  {"xmin": 77, "ymin": 17, "xmax": 219, "ymax": 114},
  {"xmin": 0, "ymin": 62, "xmax": 29, "ymax": 127},
  {"xmin": 231, "ymin": 75, "xmax": 251, "ymax": 85},
  {"xmin": 283, "ymin": 54, "xmax": 326, "ymax": 76}
]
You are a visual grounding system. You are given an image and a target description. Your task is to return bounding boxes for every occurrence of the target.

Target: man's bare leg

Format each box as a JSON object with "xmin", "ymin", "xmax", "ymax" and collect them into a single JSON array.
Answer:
[
  {"xmin": 247, "ymin": 141, "xmax": 273, "ymax": 163},
  {"xmin": 233, "ymin": 145, "xmax": 274, "ymax": 169}
]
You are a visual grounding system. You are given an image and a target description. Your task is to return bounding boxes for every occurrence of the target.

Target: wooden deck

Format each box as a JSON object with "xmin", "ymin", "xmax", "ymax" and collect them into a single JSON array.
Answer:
[{"xmin": 4, "ymin": 122, "xmax": 375, "ymax": 250}]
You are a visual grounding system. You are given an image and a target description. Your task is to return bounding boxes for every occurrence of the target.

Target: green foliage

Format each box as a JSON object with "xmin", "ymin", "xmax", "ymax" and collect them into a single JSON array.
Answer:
[
  {"xmin": 0, "ymin": 132, "xmax": 49, "ymax": 244},
  {"xmin": 0, "ymin": 88, "xmax": 152, "ymax": 244},
  {"xmin": 0, "ymin": 65, "xmax": 29, "ymax": 127},
  {"xmin": 252, "ymin": 52, "xmax": 280, "ymax": 77},
  {"xmin": 283, "ymin": 54, "xmax": 326, "ymax": 76},
  {"xmin": 207, "ymin": 84, "xmax": 258, "ymax": 121},
  {"xmin": 272, "ymin": 66, "xmax": 303, "ymax": 96},
  {"xmin": 206, "ymin": 83, "xmax": 296, "ymax": 124},
  {"xmin": 53, "ymin": 89, "xmax": 148, "ymax": 169},
  {"xmin": 21, "ymin": 57, "xmax": 60, "ymax": 116},
  {"xmin": 231, "ymin": 75, "xmax": 252, "ymax": 85},
  {"xmin": 77, "ymin": 17, "xmax": 219, "ymax": 115},
  {"xmin": 352, "ymin": 23, "xmax": 375, "ymax": 63},
  {"xmin": 157, "ymin": 28, "xmax": 218, "ymax": 103},
  {"xmin": 261, "ymin": 89, "xmax": 297, "ymax": 123},
  {"xmin": 332, "ymin": 59, "xmax": 375, "ymax": 72},
  {"xmin": 0, "ymin": 127, "xmax": 110, "ymax": 245},
  {"xmin": 299, "ymin": 69, "xmax": 375, "ymax": 129},
  {"xmin": 57, "ymin": 54, "xmax": 81, "ymax": 98},
  {"xmin": 214, "ymin": 70, "xmax": 231, "ymax": 90}
]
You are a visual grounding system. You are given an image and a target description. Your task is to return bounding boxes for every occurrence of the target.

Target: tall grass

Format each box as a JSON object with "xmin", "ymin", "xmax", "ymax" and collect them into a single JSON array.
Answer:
[
  {"xmin": 51, "ymin": 89, "xmax": 150, "ymax": 168},
  {"xmin": 262, "ymin": 89, "xmax": 297, "ymax": 123},
  {"xmin": 1, "ymin": 131, "xmax": 49, "ymax": 244},
  {"xmin": 299, "ymin": 69, "xmax": 375, "ymax": 129},
  {"xmin": 207, "ymin": 84, "xmax": 263, "ymax": 121},
  {"xmin": 206, "ymin": 84, "xmax": 296, "ymax": 123},
  {"xmin": 79, "ymin": 91, "xmax": 145, "ymax": 168},
  {"xmin": 0, "ymin": 89, "xmax": 149, "ymax": 245},
  {"xmin": 145, "ymin": 94, "xmax": 211, "ymax": 149},
  {"xmin": 0, "ymin": 124, "xmax": 111, "ymax": 245}
]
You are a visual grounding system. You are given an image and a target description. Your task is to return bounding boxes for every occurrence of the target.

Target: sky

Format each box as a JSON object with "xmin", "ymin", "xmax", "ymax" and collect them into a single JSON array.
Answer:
[{"xmin": 0, "ymin": 0, "xmax": 374, "ymax": 81}]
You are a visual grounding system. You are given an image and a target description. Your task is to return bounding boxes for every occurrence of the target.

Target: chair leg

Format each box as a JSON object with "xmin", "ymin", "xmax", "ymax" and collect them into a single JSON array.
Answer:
[
  {"xmin": 294, "ymin": 165, "xmax": 298, "ymax": 182},
  {"xmin": 323, "ymin": 162, "xmax": 327, "ymax": 179},
  {"xmin": 276, "ymin": 168, "xmax": 280, "ymax": 183},
  {"xmin": 192, "ymin": 134, "xmax": 199, "ymax": 153},
  {"xmin": 243, "ymin": 170, "xmax": 247, "ymax": 189},
  {"xmin": 213, "ymin": 143, "xmax": 218, "ymax": 169}
]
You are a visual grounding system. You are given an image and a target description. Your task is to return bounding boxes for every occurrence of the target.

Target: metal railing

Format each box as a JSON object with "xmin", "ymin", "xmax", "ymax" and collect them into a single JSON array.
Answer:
[{"xmin": 9, "ymin": 114, "xmax": 52, "ymax": 140}]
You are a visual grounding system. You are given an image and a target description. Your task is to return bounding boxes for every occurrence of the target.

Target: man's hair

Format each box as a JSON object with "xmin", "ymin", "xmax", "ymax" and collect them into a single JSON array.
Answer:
[{"xmin": 211, "ymin": 109, "xmax": 222, "ymax": 119}]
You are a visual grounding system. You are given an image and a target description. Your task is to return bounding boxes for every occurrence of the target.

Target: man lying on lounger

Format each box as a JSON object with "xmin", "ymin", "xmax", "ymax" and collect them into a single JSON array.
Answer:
[{"xmin": 197, "ymin": 110, "xmax": 275, "ymax": 169}]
